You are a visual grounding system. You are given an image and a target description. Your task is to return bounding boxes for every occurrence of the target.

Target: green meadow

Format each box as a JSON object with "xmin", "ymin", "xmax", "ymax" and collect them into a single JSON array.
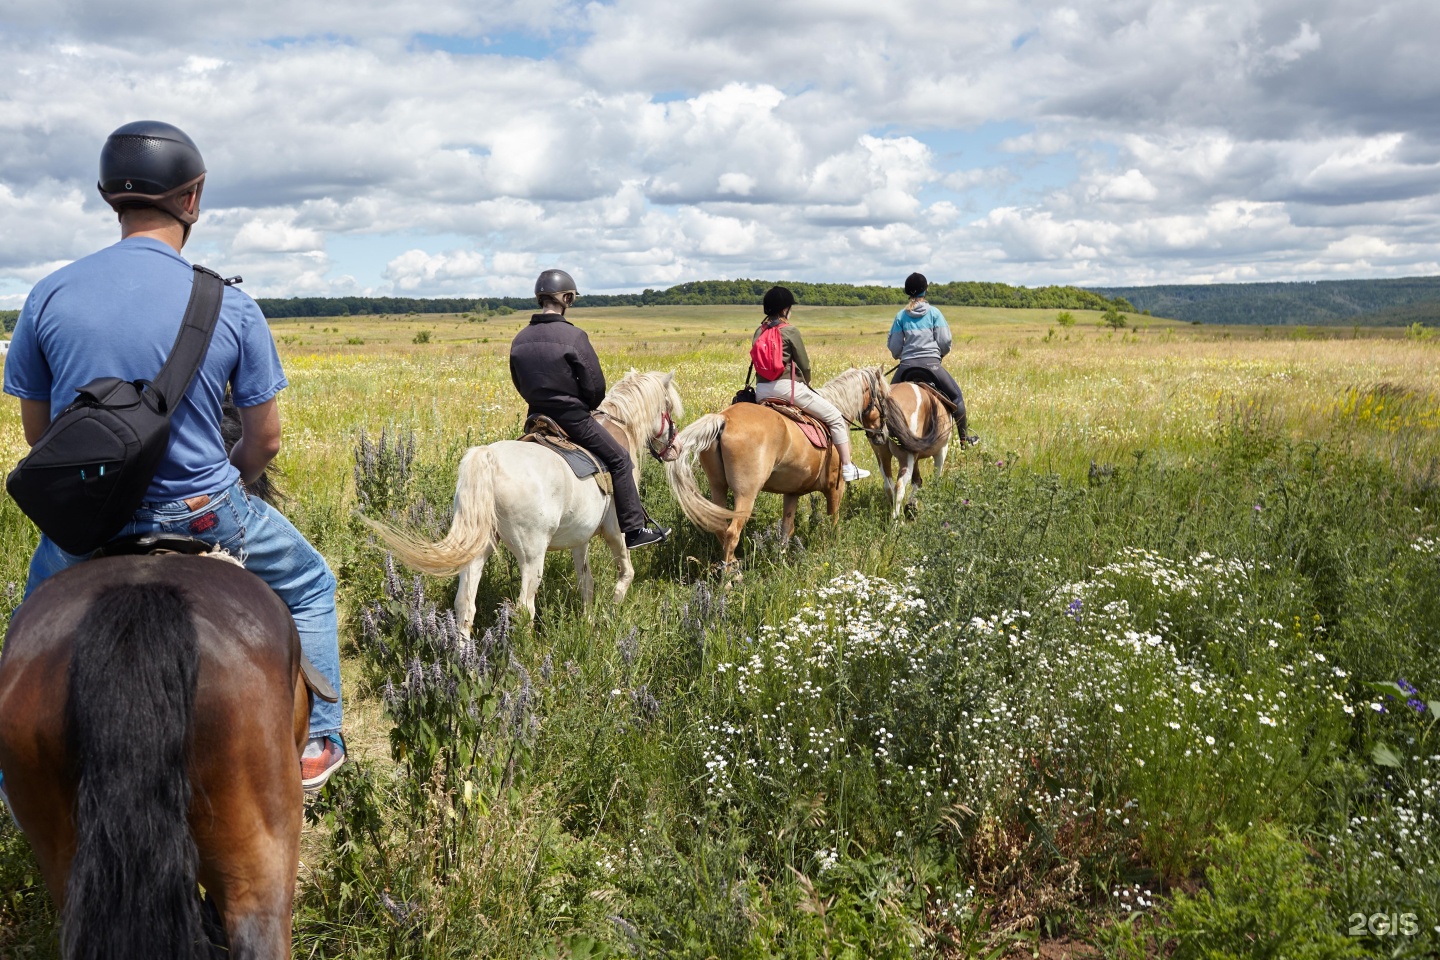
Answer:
[{"xmin": 2, "ymin": 305, "xmax": 1439, "ymax": 957}]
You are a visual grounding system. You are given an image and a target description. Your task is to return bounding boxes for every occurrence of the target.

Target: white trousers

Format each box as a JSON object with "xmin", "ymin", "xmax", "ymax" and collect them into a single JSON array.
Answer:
[{"xmin": 755, "ymin": 379, "xmax": 850, "ymax": 445}]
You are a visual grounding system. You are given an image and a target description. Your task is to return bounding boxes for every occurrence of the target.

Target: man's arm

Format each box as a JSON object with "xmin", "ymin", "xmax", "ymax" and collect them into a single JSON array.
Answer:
[
  {"xmin": 19, "ymin": 399, "xmax": 49, "ymax": 446},
  {"xmin": 571, "ymin": 334, "xmax": 608, "ymax": 410},
  {"xmin": 230, "ymin": 398, "xmax": 282, "ymax": 484}
]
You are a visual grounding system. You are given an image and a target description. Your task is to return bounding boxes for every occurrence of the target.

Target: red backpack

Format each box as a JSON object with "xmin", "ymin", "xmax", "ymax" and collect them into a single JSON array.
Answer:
[{"xmin": 750, "ymin": 320, "xmax": 789, "ymax": 380}]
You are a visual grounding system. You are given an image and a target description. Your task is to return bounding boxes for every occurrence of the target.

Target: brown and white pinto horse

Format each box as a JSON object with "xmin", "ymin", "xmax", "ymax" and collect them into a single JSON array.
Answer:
[
  {"xmin": 666, "ymin": 367, "xmax": 915, "ymax": 565},
  {"xmin": 867, "ymin": 379, "xmax": 956, "ymax": 520}
]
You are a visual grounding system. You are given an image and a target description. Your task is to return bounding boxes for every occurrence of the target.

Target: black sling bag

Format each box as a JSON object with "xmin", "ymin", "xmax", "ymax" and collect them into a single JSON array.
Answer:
[{"xmin": 6, "ymin": 265, "xmax": 228, "ymax": 555}]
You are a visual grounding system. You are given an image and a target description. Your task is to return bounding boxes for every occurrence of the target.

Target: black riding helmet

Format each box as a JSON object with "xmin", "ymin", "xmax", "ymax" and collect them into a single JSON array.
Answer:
[
  {"xmin": 762, "ymin": 285, "xmax": 795, "ymax": 317},
  {"xmin": 904, "ymin": 272, "xmax": 927, "ymax": 298},
  {"xmin": 97, "ymin": 120, "xmax": 206, "ymax": 240},
  {"xmin": 535, "ymin": 268, "xmax": 579, "ymax": 305}
]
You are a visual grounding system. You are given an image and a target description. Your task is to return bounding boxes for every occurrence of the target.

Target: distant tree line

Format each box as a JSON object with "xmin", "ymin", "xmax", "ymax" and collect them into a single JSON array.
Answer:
[
  {"xmin": 254, "ymin": 279, "xmax": 1129, "ymax": 318},
  {"xmin": 1, "ymin": 310, "xmax": 17, "ymax": 334},
  {"xmin": 1094, "ymin": 276, "xmax": 1440, "ymax": 326}
]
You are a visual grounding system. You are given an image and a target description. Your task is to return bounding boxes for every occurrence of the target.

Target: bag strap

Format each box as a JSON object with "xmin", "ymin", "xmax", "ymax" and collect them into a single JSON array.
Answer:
[
  {"xmin": 744, "ymin": 362, "xmax": 754, "ymax": 387},
  {"xmin": 148, "ymin": 265, "xmax": 227, "ymax": 415}
]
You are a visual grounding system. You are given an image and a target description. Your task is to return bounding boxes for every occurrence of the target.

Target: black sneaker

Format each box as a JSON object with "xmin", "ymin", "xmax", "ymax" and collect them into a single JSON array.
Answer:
[{"xmin": 625, "ymin": 525, "xmax": 670, "ymax": 549}]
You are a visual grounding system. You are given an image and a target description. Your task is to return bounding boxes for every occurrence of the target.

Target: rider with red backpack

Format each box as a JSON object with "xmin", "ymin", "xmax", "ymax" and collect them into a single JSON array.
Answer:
[{"xmin": 751, "ymin": 286, "xmax": 869, "ymax": 482}]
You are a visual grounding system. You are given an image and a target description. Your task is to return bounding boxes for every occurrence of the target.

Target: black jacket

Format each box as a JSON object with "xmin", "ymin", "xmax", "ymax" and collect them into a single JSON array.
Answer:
[{"xmin": 509, "ymin": 314, "xmax": 607, "ymax": 412}]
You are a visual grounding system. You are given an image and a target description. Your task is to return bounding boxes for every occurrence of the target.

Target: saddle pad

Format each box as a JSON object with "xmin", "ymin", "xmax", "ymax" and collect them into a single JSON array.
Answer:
[
  {"xmin": 759, "ymin": 399, "xmax": 830, "ymax": 450},
  {"xmin": 518, "ymin": 434, "xmax": 615, "ymax": 495}
]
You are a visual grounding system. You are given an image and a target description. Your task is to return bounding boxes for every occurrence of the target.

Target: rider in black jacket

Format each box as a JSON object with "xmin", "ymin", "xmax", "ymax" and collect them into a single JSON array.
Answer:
[{"xmin": 509, "ymin": 269, "xmax": 669, "ymax": 549}]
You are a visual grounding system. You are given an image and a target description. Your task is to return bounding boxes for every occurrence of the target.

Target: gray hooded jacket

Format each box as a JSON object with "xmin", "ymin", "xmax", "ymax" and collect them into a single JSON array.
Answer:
[{"xmin": 888, "ymin": 301, "xmax": 953, "ymax": 363}]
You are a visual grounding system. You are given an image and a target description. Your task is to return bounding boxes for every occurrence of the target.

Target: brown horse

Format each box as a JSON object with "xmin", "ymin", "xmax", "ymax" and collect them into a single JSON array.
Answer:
[
  {"xmin": 666, "ymin": 366, "xmax": 915, "ymax": 564},
  {"xmin": 866, "ymin": 380, "xmax": 956, "ymax": 520},
  {"xmin": 0, "ymin": 554, "xmax": 308, "ymax": 959}
]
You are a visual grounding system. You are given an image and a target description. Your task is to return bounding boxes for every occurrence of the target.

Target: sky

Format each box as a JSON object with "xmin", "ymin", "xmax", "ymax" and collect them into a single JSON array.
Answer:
[{"xmin": 0, "ymin": 0, "xmax": 1437, "ymax": 305}]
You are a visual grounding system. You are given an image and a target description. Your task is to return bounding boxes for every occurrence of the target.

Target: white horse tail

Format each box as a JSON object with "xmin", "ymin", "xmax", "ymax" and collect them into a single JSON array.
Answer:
[
  {"xmin": 665, "ymin": 414, "xmax": 738, "ymax": 534},
  {"xmin": 362, "ymin": 445, "xmax": 498, "ymax": 575}
]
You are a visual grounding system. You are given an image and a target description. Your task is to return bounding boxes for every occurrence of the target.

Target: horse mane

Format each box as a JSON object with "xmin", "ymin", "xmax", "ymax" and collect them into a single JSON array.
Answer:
[
  {"xmin": 817, "ymin": 366, "xmax": 885, "ymax": 420},
  {"xmin": 598, "ymin": 370, "xmax": 683, "ymax": 450}
]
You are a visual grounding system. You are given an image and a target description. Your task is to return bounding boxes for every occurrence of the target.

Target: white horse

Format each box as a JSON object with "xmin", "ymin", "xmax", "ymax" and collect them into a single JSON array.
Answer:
[{"xmin": 365, "ymin": 370, "xmax": 683, "ymax": 632}]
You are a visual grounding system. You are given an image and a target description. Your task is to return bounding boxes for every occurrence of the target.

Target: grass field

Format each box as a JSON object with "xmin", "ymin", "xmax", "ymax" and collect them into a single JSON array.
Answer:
[{"xmin": 2, "ymin": 304, "xmax": 1439, "ymax": 957}]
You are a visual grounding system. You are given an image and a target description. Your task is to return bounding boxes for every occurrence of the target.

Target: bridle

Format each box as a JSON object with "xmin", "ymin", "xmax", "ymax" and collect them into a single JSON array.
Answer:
[
  {"xmin": 853, "ymin": 370, "xmax": 888, "ymax": 446},
  {"xmin": 647, "ymin": 410, "xmax": 680, "ymax": 462}
]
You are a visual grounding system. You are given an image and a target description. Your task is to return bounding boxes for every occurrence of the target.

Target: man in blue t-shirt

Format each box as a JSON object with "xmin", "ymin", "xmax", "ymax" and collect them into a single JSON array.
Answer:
[{"xmin": 2, "ymin": 121, "xmax": 345, "ymax": 793}]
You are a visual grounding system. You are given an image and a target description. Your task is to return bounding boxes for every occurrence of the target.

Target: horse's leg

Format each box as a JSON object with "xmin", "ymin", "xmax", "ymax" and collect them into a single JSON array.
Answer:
[
  {"xmin": 892, "ymin": 452, "xmax": 916, "ymax": 520},
  {"xmin": 194, "ymin": 673, "xmax": 304, "ymax": 960},
  {"xmin": 454, "ymin": 538, "xmax": 495, "ymax": 637},
  {"xmin": 0, "ymin": 669, "xmax": 77, "ymax": 905},
  {"xmin": 601, "ymin": 514, "xmax": 634, "ymax": 605},
  {"xmin": 571, "ymin": 545, "xmax": 594, "ymax": 607},
  {"xmin": 781, "ymin": 493, "xmax": 800, "ymax": 545},
  {"xmin": 934, "ymin": 439, "xmax": 950, "ymax": 477},
  {"xmin": 700, "ymin": 449, "xmax": 730, "ymax": 509},
  {"xmin": 876, "ymin": 443, "xmax": 896, "ymax": 506},
  {"xmin": 512, "ymin": 538, "xmax": 546, "ymax": 619},
  {"xmin": 824, "ymin": 484, "xmax": 843, "ymax": 526},
  {"xmin": 721, "ymin": 492, "xmax": 756, "ymax": 566}
]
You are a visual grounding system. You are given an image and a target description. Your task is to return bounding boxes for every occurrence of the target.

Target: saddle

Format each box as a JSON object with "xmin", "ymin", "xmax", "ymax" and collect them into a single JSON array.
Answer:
[
  {"xmin": 90, "ymin": 534, "xmax": 339, "ymax": 703},
  {"xmin": 759, "ymin": 399, "xmax": 830, "ymax": 450},
  {"xmin": 518, "ymin": 415, "xmax": 614, "ymax": 496}
]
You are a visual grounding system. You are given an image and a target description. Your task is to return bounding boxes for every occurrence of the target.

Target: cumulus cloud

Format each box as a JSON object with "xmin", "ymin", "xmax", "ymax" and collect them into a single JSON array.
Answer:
[{"xmin": 0, "ymin": 0, "xmax": 1435, "ymax": 296}]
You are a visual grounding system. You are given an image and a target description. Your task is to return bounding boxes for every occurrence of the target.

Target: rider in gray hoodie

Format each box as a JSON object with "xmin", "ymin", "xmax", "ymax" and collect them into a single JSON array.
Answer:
[{"xmin": 888, "ymin": 272, "xmax": 974, "ymax": 441}]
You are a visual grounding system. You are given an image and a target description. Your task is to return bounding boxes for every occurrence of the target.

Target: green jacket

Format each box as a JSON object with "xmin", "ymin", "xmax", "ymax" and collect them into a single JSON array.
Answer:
[{"xmin": 751, "ymin": 320, "xmax": 812, "ymax": 384}]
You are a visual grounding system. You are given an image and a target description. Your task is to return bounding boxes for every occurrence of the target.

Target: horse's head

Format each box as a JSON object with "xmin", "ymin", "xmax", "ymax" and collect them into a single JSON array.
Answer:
[
  {"xmin": 646, "ymin": 372, "xmax": 684, "ymax": 462},
  {"xmin": 604, "ymin": 370, "xmax": 685, "ymax": 463},
  {"xmin": 858, "ymin": 367, "xmax": 888, "ymax": 437}
]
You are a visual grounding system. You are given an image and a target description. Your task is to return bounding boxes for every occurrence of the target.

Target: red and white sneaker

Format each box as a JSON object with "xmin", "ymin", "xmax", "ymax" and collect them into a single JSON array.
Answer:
[{"xmin": 301, "ymin": 735, "xmax": 346, "ymax": 795}]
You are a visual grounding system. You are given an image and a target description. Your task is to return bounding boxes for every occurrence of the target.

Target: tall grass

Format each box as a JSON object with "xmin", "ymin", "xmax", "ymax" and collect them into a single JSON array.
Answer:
[{"xmin": 2, "ymin": 313, "xmax": 1439, "ymax": 957}]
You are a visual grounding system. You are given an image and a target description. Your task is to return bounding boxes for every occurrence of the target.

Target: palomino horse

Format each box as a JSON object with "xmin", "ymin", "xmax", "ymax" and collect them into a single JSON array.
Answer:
[
  {"xmin": 366, "ymin": 370, "xmax": 683, "ymax": 630},
  {"xmin": 867, "ymin": 379, "xmax": 956, "ymax": 520},
  {"xmin": 0, "ymin": 555, "xmax": 309, "ymax": 959},
  {"xmin": 666, "ymin": 366, "xmax": 916, "ymax": 565}
]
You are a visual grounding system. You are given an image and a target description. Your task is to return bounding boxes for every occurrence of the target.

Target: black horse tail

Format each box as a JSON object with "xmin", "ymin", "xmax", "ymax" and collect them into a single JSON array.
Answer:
[{"xmin": 62, "ymin": 584, "xmax": 206, "ymax": 960}]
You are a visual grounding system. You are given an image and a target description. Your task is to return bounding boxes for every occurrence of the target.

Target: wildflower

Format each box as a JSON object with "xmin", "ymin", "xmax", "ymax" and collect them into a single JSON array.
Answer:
[
  {"xmin": 1408, "ymin": 698, "xmax": 1426, "ymax": 714},
  {"xmin": 1253, "ymin": 504, "xmax": 1262, "ymax": 512},
  {"xmin": 1205, "ymin": 735, "xmax": 1216, "ymax": 746}
]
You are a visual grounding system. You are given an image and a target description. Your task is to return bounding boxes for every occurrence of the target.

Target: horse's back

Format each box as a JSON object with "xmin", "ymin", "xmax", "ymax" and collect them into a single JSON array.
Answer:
[
  {"xmin": 716, "ymin": 403, "xmax": 831, "ymax": 493},
  {"xmin": 487, "ymin": 439, "xmax": 612, "ymax": 549},
  {"xmin": 0, "ymin": 556, "xmax": 300, "ymax": 759}
]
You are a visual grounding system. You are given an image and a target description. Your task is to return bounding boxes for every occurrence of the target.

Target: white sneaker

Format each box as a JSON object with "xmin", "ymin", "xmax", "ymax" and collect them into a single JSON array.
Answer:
[{"xmin": 841, "ymin": 463, "xmax": 870, "ymax": 481}]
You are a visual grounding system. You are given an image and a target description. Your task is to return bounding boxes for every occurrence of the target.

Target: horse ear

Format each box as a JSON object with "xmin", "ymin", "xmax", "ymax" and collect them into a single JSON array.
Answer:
[{"xmin": 664, "ymin": 371, "xmax": 675, "ymax": 384}]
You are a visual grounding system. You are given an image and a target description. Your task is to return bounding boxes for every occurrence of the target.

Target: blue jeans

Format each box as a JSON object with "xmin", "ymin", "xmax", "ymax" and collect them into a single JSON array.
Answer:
[{"xmin": 24, "ymin": 480, "xmax": 343, "ymax": 740}]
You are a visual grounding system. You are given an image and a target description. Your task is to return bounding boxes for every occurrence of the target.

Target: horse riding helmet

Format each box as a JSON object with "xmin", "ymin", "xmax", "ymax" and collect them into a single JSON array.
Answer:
[
  {"xmin": 904, "ymin": 272, "xmax": 927, "ymax": 297},
  {"xmin": 762, "ymin": 285, "xmax": 795, "ymax": 317},
  {"xmin": 97, "ymin": 121, "xmax": 207, "ymax": 236},
  {"xmin": 535, "ymin": 269, "xmax": 579, "ymax": 303}
]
